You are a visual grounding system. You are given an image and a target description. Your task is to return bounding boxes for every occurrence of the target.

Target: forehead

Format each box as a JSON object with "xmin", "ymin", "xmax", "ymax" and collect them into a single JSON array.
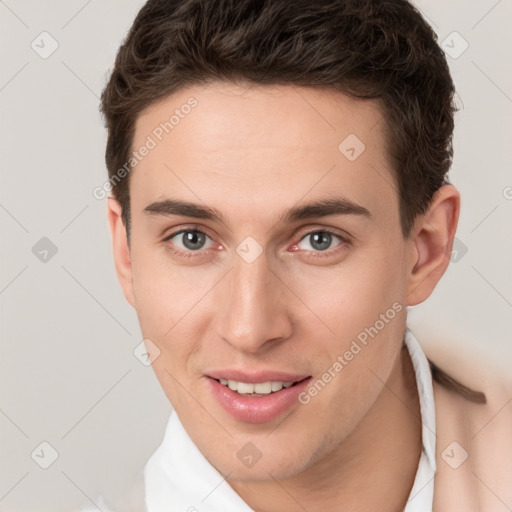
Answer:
[
  {"xmin": 129, "ymin": 82, "xmax": 398, "ymax": 229},
  {"xmin": 134, "ymin": 81, "xmax": 386, "ymax": 155}
]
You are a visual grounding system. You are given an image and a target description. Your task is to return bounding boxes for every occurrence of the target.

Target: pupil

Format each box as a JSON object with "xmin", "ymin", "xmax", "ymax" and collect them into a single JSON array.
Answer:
[
  {"xmin": 311, "ymin": 232, "xmax": 331, "ymax": 251},
  {"xmin": 183, "ymin": 231, "xmax": 205, "ymax": 250}
]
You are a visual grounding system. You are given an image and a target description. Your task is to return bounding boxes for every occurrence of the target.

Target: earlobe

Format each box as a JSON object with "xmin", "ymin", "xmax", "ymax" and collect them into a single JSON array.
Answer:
[
  {"xmin": 107, "ymin": 197, "xmax": 136, "ymax": 308},
  {"xmin": 405, "ymin": 185, "xmax": 460, "ymax": 306}
]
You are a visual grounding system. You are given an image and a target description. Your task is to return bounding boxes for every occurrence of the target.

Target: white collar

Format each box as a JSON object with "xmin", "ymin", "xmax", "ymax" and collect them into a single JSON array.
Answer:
[
  {"xmin": 144, "ymin": 327, "xmax": 437, "ymax": 511},
  {"xmin": 403, "ymin": 327, "xmax": 437, "ymax": 511}
]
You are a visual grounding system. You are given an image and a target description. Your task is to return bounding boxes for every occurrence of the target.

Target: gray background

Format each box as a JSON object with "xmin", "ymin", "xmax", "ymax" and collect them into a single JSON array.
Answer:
[{"xmin": 1, "ymin": 0, "xmax": 511, "ymax": 510}]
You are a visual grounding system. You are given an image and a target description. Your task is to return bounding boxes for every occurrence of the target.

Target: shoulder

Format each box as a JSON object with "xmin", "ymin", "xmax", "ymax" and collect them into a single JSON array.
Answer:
[{"xmin": 424, "ymin": 343, "xmax": 512, "ymax": 511}]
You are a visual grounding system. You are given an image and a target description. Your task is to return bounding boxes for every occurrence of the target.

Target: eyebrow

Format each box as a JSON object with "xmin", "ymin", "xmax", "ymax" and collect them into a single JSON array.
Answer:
[{"xmin": 143, "ymin": 197, "xmax": 371, "ymax": 224}]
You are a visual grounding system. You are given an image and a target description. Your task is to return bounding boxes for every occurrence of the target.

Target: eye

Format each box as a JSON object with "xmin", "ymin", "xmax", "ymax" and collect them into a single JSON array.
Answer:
[
  {"xmin": 163, "ymin": 229, "xmax": 215, "ymax": 256},
  {"xmin": 162, "ymin": 227, "xmax": 351, "ymax": 260},
  {"xmin": 294, "ymin": 230, "xmax": 349, "ymax": 254}
]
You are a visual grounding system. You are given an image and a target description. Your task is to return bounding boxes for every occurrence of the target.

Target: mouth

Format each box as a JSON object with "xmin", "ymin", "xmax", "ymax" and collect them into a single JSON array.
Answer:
[
  {"xmin": 212, "ymin": 377, "xmax": 309, "ymax": 397},
  {"xmin": 205, "ymin": 375, "xmax": 312, "ymax": 423}
]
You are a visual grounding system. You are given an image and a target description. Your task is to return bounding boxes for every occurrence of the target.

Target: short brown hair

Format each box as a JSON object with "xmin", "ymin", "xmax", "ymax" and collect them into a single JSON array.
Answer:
[{"xmin": 100, "ymin": 0, "xmax": 456, "ymax": 237}]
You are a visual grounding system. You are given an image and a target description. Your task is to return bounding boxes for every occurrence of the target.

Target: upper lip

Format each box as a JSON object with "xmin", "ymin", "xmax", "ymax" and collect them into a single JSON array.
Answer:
[{"xmin": 206, "ymin": 370, "xmax": 311, "ymax": 383}]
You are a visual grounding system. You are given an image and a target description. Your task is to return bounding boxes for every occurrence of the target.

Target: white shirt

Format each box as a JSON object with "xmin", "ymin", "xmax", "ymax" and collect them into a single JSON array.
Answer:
[{"xmin": 143, "ymin": 327, "xmax": 437, "ymax": 511}]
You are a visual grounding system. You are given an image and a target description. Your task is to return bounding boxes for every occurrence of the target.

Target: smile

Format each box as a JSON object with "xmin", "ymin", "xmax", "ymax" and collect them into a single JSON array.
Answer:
[
  {"xmin": 206, "ymin": 376, "xmax": 312, "ymax": 423},
  {"xmin": 216, "ymin": 378, "xmax": 300, "ymax": 396}
]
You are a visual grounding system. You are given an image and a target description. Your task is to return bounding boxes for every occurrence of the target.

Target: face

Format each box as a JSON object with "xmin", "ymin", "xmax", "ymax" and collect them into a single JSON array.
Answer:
[{"xmin": 116, "ymin": 82, "xmax": 419, "ymax": 481}]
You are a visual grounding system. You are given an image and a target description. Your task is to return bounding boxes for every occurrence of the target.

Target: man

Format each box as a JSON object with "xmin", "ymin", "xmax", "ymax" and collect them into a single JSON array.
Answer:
[{"xmin": 98, "ymin": 0, "xmax": 512, "ymax": 510}]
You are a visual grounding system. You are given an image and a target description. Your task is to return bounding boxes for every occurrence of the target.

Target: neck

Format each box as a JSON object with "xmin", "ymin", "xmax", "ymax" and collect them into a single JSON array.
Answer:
[{"xmin": 229, "ymin": 346, "xmax": 422, "ymax": 512}]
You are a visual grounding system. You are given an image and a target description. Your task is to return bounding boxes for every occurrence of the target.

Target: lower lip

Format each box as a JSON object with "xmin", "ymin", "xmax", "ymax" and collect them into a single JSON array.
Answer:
[{"xmin": 206, "ymin": 376, "xmax": 312, "ymax": 424}]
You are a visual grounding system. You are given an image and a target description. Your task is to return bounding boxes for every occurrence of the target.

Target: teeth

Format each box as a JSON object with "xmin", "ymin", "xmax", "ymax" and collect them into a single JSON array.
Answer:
[
  {"xmin": 219, "ymin": 379, "xmax": 296, "ymax": 395},
  {"xmin": 271, "ymin": 381, "xmax": 282, "ymax": 392},
  {"xmin": 254, "ymin": 382, "xmax": 272, "ymax": 394}
]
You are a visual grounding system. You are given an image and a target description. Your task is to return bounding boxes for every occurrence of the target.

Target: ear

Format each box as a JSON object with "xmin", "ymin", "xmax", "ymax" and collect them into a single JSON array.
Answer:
[
  {"xmin": 107, "ymin": 197, "xmax": 135, "ymax": 308},
  {"xmin": 405, "ymin": 184, "xmax": 460, "ymax": 306}
]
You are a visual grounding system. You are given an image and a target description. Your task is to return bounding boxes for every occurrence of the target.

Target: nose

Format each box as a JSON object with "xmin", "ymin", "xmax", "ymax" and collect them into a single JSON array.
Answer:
[{"xmin": 213, "ymin": 249, "xmax": 293, "ymax": 354}]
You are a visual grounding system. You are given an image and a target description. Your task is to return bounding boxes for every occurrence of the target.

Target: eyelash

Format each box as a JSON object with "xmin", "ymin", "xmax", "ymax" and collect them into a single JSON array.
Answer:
[{"xmin": 162, "ymin": 226, "xmax": 351, "ymax": 260}]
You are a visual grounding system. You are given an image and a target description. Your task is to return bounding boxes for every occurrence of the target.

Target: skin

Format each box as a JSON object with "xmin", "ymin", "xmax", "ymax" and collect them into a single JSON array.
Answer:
[{"xmin": 108, "ymin": 82, "xmax": 459, "ymax": 511}]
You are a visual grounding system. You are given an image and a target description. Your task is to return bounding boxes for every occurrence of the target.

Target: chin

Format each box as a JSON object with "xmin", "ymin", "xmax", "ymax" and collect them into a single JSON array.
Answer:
[
  {"xmin": 215, "ymin": 436, "xmax": 316, "ymax": 481},
  {"xmin": 227, "ymin": 456, "xmax": 310, "ymax": 483}
]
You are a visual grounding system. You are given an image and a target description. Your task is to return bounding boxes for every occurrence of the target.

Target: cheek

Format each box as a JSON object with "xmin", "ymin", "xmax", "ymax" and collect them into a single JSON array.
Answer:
[
  {"xmin": 130, "ymin": 245, "xmax": 201, "ymax": 333},
  {"xmin": 130, "ymin": 253, "xmax": 202, "ymax": 403},
  {"xmin": 129, "ymin": 247, "xmax": 216, "ymax": 381},
  {"xmin": 292, "ymin": 246, "xmax": 407, "ymax": 337}
]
